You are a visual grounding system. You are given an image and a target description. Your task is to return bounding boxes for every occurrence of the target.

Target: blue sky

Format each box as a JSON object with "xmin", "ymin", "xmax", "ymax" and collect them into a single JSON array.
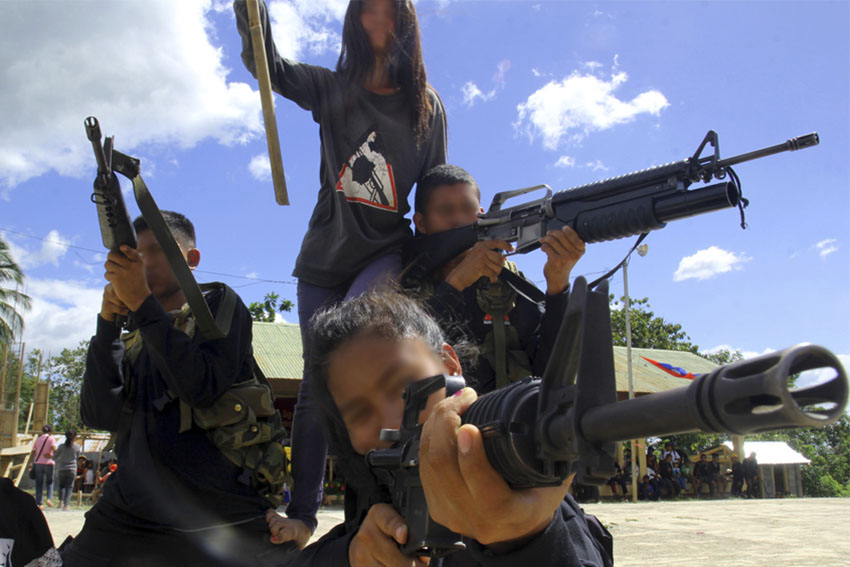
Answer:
[{"xmin": 1, "ymin": 1, "xmax": 847, "ymax": 382}]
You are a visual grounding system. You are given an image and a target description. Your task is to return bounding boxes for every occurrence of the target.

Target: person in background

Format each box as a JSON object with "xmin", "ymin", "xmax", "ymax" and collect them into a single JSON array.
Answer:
[
  {"xmin": 744, "ymin": 452, "xmax": 761, "ymax": 498},
  {"xmin": 83, "ymin": 460, "xmax": 95, "ymax": 494},
  {"xmin": 728, "ymin": 454, "xmax": 745, "ymax": 497},
  {"xmin": 29, "ymin": 424, "xmax": 57, "ymax": 509},
  {"xmin": 693, "ymin": 453, "xmax": 715, "ymax": 498},
  {"xmin": 53, "ymin": 428, "xmax": 81, "ymax": 511},
  {"xmin": 74, "ymin": 455, "xmax": 87, "ymax": 493}
]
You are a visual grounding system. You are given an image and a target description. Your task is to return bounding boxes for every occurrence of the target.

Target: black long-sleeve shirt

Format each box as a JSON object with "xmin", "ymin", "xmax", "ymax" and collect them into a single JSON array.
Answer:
[
  {"xmin": 291, "ymin": 496, "xmax": 605, "ymax": 566},
  {"xmin": 80, "ymin": 290, "xmax": 267, "ymax": 530}
]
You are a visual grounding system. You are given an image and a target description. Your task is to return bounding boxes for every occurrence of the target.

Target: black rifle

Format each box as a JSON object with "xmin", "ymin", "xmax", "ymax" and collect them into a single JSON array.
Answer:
[
  {"xmin": 367, "ymin": 276, "xmax": 848, "ymax": 557},
  {"xmin": 85, "ymin": 116, "xmax": 138, "ymax": 327},
  {"xmin": 404, "ymin": 131, "xmax": 819, "ymax": 276}
]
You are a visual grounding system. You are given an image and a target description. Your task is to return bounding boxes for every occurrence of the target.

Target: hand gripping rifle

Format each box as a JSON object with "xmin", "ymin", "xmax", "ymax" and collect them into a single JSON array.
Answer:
[
  {"xmin": 404, "ymin": 131, "xmax": 819, "ymax": 277},
  {"xmin": 367, "ymin": 276, "xmax": 848, "ymax": 557}
]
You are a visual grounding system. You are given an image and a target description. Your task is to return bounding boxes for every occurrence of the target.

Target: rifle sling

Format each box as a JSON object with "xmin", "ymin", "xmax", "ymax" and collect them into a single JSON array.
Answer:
[
  {"xmin": 492, "ymin": 308, "xmax": 508, "ymax": 389},
  {"xmin": 131, "ymin": 175, "xmax": 232, "ymax": 340}
]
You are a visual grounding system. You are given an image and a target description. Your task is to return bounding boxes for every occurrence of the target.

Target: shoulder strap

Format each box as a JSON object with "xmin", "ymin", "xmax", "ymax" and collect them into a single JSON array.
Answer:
[
  {"xmin": 123, "ymin": 156, "xmax": 232, "ymax": 340},
  {"xmin": 33, "ymin": 435, "xmax": 48, "ymax": 462}
]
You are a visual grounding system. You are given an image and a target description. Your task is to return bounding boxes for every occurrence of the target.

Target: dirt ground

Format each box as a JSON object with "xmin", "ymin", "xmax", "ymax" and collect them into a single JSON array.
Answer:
[{"xmin": 44, "ymin": 498, "xmax": 849, "ymax": 565}]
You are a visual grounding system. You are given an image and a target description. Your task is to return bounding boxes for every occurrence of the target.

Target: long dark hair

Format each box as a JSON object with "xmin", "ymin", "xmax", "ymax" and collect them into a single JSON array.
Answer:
[
  {"xmin": 64, "ymin": 429, "xmax": 77, "ymax": 447},
  {"xmin": 337, "ymin": 0, "xmax": 435, "ymax": 147}
]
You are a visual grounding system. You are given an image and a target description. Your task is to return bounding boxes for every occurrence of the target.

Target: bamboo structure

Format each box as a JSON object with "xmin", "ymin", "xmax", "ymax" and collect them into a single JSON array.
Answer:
[{"xmin": 0, "ymin": 342, "xmax": 8, "ymax": 407}]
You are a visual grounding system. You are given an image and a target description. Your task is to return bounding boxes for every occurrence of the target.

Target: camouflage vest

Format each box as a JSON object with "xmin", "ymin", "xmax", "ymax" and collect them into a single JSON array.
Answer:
[{"xmin": 120, "ymin": 286, "xmax": 289, "ymax": 506}]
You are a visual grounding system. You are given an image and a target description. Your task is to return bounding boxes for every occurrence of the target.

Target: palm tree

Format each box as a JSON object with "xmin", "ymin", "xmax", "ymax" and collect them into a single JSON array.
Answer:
[{"xmin": 0, "ymin": 237, "xmax": 31, "ymax": 343}]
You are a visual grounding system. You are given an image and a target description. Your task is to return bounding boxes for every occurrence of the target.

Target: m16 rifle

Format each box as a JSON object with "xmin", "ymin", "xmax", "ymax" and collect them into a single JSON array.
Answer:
[
  {"xmin": 85, "ymin": 116, "xmax": 138, "ymax": 327},
  {"xmin": 367, "ymin": 276, "xmax": 848, "ymax": 557},
  {"xmin": 405, "ymin": 131, "xmax": 819, "ymax": 277}
]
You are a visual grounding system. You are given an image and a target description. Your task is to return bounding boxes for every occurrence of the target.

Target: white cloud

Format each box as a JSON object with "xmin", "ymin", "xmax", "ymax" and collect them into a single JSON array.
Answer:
[
  {"xmin": 815, "ymin": 238, "xmax": 838, "ymax": 258},
  {"xmin": 462, "ymin": 82, "xmax": 495, "ymax": 107},
  {"xmin": 0, "ymin": 1, "xmax": 264, "ymax": 190},
  {"xmin": 555, "ymin": 155, "xmax": 576, "ymax": 168},
  {"xmin": 462, "ymin": 60, "xmax": 511, "ymax": 107},
  {"xmin": 249, "ymin": 154, "xmax": 272, "ymax": 181},
  {"xmin": 273, "ymin": 311, "xmax": 292, "ymax": 324},
  {"xmin": 673, "ymin": 246, "xmax": 750, "ymax": 282},
  {"xmin": 267, "ymin": 0, "xmax": 347, "ymax": 59},
  {"xmin": 3, "ymin": 230, "xmax": 71, "ymax": 269},
  {"xmin": 795, "ymin": 353, "xmax": 849, "ymax": 390},
  {"xmin": 702, "ymin": 344, "xmax": 775, "ymax": 361},
  {"xmin": 515, "ymin": 64, "xmax": 669, "ymax": 149},
  {"xmin": 20, "ymin": 278, "xmax": 104, "ymax": 355},
  {"xmin": 585, "ymin": 159, "xmax": 608, "ymax": 172}
]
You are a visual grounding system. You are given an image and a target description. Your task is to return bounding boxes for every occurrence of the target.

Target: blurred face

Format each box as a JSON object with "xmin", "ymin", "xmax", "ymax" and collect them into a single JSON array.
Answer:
[
  {"xmin": 327, "ymin": 334, "xmax": 458, "ymax": 455},
  {"xmin": 360, "ymin": 0, "xmax": 396, "ymax": 55},
  {"xmin": 414, "ymin": 182, "xmax": 483, "ymax": 234},
  {"xmin": 136, "ymin": 230, "xmax": 197, "ymax": 303}
]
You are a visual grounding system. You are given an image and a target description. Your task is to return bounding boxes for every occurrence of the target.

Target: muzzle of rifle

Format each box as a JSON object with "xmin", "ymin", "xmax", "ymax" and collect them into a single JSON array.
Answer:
[{"xmin": 577, "ymin": 343, "xmax": 848, "ymax": 444}]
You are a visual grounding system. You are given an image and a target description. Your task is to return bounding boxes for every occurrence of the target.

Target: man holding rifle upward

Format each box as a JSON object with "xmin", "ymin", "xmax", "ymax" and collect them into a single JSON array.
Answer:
[{"xmin": 63, "ymin": 212, "xmax": 292, "ymax": 567}]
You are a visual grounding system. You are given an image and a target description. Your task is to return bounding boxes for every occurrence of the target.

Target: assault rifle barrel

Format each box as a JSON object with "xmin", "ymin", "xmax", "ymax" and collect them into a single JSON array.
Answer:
[
  {"xmin": 567, "ymin": 344, "xmax": 847, "ymax": 445},
  {"xmin": 715, "ymin": 133, "xmax": 820, "ymax": 170}
]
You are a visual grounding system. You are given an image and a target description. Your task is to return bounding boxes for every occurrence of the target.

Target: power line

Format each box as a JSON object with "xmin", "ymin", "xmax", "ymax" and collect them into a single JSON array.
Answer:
[{"xmin": 0, "ymin": 227, "xmax": 296, "ymax": 286}]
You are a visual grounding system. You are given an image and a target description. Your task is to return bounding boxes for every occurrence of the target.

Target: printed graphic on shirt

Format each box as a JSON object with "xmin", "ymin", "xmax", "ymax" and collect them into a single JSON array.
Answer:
[
  {"xmin": 0, "ymin": 539, "xmax": 10, "ymax": 567},
  {"xmin": 336, "ymin": 130, "xmax": 398, "ymax": 212}
]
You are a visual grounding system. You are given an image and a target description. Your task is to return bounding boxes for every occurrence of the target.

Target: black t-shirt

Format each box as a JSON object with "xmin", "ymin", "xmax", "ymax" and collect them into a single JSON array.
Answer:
[
  {"xmin": 235, "ymin": 0, "xmax": 447, "ymax": 287},
  {"xmin": 0, "ymin": 478, "xmax": 55, "ymax": 566}
]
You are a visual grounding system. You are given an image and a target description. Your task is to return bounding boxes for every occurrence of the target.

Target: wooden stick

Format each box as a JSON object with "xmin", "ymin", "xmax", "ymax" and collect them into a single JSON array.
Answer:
[
  {"xmin": 247, "ymin": 0, "xmax": 289, "ymax": 206},
  {"xmin": 0, "ymin": 343, "xmax": 8, "ymax": 408},
  {"xmin": 23, "ymin": 401, "xmax": 33, "ymax": 437},
  {"xmin": 14, "ymin": 343, "xmax": 24, "ymax": 415}
]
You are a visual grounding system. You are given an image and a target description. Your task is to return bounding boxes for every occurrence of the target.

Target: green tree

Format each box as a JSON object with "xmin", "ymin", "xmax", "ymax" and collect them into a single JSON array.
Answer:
[
  {"xmin": 0, "ymin": 237, "xmax": 32, "ymax": 343},
  {"xmin": 751, "ymin": 415, "xmax": 850, "ymax": 497},
  {"xmin": 43, "ymin": 341, "xmax": 89, "ymax": 431},
  {"xmin": 609, "ymin": 298, "xmax": 736, "ymax": 456},
  {"xmin": 702, "ymin": 348, "xmax": 744, "ymax": 366},
  {"xmin": 248, "ymin": 291, "xmax": 293, "ymax": 323},
  {"xmin": 609, "ymin": 295, "xmax": 699, "ymax": 354}
]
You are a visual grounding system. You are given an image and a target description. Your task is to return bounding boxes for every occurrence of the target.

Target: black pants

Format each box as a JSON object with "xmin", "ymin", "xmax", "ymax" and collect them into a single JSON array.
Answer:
[{"xmin": 61, "ymin": 506, "xmax": 297, "ymax": 567}]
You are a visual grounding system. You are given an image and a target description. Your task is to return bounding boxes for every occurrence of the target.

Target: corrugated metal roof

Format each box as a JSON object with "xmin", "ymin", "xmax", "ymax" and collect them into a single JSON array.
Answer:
[
  {"xmin": 252, "ymin": 322, "xmax": 304, "ymax": 379},
  {"xmin": 612, "ymin": 346, "xmax": 719, "ymax": 394},
  {"xmin": 722, "ymin": 440, "xmax": 811, "ymax": 465},
  {"xmin": 251, "ymin": 322, "xmax": 720, "ymax": 394}
]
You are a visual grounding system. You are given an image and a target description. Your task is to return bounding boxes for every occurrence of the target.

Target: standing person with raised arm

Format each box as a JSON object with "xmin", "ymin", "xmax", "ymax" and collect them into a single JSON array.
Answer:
[{"xmin": 234, "ymin": 0, "xmax": 447, "ymax": 546}]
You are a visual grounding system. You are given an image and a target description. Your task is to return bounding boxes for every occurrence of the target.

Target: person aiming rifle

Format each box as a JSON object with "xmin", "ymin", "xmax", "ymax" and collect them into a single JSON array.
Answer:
[
  {"xmin": 290, "ymin": 291, "xmax": 610, "ymax": 567},
  {"xmin": 406, "ymin": 164, "xmax": 585, "ymax": 394}
]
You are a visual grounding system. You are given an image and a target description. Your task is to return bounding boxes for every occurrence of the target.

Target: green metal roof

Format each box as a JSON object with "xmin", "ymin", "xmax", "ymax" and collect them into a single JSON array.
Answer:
[
  {"xmin": 252, "ymin": 322, "xmax": 303, "ymax": 380},
  {"xmin": 612, "ymin": 346, "xmax": 719, "ymax": 394},
  {"xmin": 251, "ymin": 321, "xmax": 720, "ymax": 394}
]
